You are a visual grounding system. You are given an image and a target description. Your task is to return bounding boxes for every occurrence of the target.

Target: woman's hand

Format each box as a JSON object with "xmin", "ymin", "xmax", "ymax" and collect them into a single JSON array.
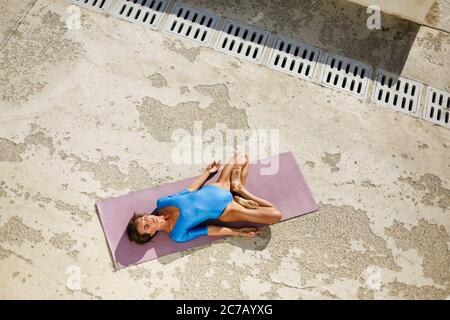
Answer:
[
  {"xmin": 188, "ymin": 161, "xmax": 220, "ymax": 191},
  {"xmin": 205, "ymin": 160, "xmax": 221, "ymax": 174},
  {"xmin": 236, "ymin": 227, "xmax": 261, "ymax": 237}
]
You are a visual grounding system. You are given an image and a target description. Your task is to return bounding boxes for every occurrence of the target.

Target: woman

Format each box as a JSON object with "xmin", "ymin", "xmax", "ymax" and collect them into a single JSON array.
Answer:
[{"xmin": 127, "ymin": 154, "xmax": 282, "ymax": 244}]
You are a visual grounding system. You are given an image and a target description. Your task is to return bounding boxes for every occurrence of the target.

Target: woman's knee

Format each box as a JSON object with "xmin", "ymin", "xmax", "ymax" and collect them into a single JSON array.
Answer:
[
  {"xmin": 228, "ymin": 153, "xmax": 248, "ymax": 165},
  {"xmin": 238, "ymin": 154, "xmax": 248, "ymax": 165},
  {"xmin": 268, "ymin": 208, "xmax": 282, "ymax": 224}
]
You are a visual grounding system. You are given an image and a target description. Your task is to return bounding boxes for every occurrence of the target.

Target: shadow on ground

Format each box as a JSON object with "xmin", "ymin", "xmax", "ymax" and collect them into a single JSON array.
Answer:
[
  {"xmin": 180, "ymin": 0, "xmax": 419, "ymax": 74},
  {"xmin": 111, "ymin": 218, "xmax": 273, "ymax": 269},
  {"xmin": 156, "ymin": 226, "xmax": 273, "ymax": 265}
]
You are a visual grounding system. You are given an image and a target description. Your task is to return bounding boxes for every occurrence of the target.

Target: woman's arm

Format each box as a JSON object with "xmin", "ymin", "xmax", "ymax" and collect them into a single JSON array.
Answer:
[
  {"xmin": 187, "ymin": 161, "xmax": 221, "ymax": 192},
  {"xmin": 207, "ymin": 226, "xmax": 261, "ymax": 238},
  {"xmin": 172, "ymin": 225, "xmax": 261, "ymax": 243}
]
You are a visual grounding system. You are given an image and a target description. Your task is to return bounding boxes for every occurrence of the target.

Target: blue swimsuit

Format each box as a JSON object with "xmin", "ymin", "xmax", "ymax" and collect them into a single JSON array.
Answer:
[{"xmin": 156, "ymin": 185, "xmax": 233, "ymax": 243}]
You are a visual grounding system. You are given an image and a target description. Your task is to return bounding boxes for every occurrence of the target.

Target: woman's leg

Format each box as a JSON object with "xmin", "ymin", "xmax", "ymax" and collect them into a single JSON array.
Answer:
[
  {"xmin": 233, "ymin": 194, "xmax": 259, "ymax": 209},
  {"xmin": 208, "ymin": 154, "xmax": 247, "ymax": 190},
  {"xmin": 217, "ymin": 156, "xmax": 282, "ymax": 223},
  {"xmin": 231, "ymin": 156, "xmax": 261, "ymax": 209},
  {"xmin": 218, "ymin": 199, "xmax": 282, "ymax": 224},
  {"xmin": 240, "ymin": 155, "xmax": 249, "ymax": 185},
  {"xmin": 230, "ymin": 164, "xmax": 275, "ymax": 208}
]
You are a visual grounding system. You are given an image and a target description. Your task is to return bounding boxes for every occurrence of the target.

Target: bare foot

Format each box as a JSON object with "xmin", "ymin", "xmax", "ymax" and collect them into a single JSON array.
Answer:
[
  {"xmin": 234, "ymin": 195, "xmax": 259, "ymax": 209},
  {"xmin": 230, "ymin": 164, "xmax": 243, "ymax": 192}
]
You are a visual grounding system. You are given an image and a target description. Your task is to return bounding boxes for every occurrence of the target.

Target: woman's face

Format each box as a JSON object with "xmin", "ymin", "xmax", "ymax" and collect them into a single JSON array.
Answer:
[{"xmin": 135, "ymin": 214, "xmax": 160, "ymax": 236}]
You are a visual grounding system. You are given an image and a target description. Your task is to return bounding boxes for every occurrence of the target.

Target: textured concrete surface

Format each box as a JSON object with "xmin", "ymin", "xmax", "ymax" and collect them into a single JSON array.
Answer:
[
  {"xmin": 346, "ymin": 0, "xmax": 435, "ymax": 24},
  {"xmin": 0, "ymin": 0, "xmax": 37, "ymax": 47},
  {"xmin": 425, "ymin": 0, "xmax": 450, "ymax": 32},
  {"xmin": 403, "ymin": 25, "xmax": 450, "ymax": 91},
  {"xmin": 0, "ymin": 0, "xmax": 449, "ymax": 299}
]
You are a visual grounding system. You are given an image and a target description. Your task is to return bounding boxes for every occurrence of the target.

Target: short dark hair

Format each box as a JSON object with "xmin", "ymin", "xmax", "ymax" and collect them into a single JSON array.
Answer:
[{"xmin": 126, "ymin": 211, "xmax": 158, "ymax": 245}]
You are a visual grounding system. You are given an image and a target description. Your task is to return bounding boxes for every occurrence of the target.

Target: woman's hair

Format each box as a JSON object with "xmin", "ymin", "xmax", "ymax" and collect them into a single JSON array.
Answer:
[{"xmin": 126, "ymin": 210, "xmax": 159, "ymax": 245}]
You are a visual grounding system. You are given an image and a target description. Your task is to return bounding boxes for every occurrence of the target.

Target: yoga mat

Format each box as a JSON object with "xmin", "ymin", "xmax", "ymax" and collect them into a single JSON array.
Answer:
[{"xmin": 96, "ymin": 151, "xmax": 318, "ymax": 269}]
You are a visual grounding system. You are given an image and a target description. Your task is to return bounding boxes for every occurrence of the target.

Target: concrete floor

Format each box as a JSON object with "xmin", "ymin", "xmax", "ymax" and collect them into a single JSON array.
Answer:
[
  {"xmin": 0, "ymin": 0, "xmax": 449, "ymax": 299},
  {"xmin": 425, "ymin": 0, "xmax": 450, "ymax": 32},
  {"xmin": 347, "ymin": 0, "xmax": 437, "ymax": 25}
]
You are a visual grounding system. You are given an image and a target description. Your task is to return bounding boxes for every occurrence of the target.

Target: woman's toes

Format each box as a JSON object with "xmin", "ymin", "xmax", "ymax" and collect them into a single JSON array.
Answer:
[
  {"xmin": 231, "ymin": 182, "xmax": 242, "ymax": 192},
  {"xmin": 250, "ymin": 201, "xmax": 259, "ymax": 209},
  {"xmin": 234, "ymin": 196, "xmax": 259, "ymax": 209}
]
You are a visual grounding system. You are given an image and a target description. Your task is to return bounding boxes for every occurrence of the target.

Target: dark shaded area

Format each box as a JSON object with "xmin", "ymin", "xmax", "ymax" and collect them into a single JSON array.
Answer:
[
  {"xmin": 113, "ymin": 222, "xmax": 273, "ymax": 267},
  {"xmin": 179, "ymin": 0, "xmax": 420, "ymax": 75}
]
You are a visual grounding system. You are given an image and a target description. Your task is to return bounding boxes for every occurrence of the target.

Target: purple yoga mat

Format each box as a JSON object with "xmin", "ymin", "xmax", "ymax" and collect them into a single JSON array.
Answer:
[{"xmin": 96, "ymin": 152, "xmax": 318, "ymax": 269}]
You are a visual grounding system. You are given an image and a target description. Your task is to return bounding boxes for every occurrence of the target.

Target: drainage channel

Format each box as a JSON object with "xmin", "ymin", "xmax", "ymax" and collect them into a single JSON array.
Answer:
[
  {"xmin": 267, "ymin": 34, "xmax": 321, "ymax": 81},
  {"xmin": 320, "ymin": 54, "xmax": 372, "ymax": 99},
  {"xmin": 70, "ymin": 0, "xmax": 113, "ymax": 13},
  {"xmin": 70, "ymin": 0, "xmax": 449, "ymax": 130},
  {"xmin": 163, "ymin": 3, "xmax": 219, "ymax": 45},
  {"xmin": 424, "ymin": 87, "xmax": 450, "ymax": 129},
  {"xmin": 215, "ymin": 19, "xmax": 271, "ymax": 64},
  {"xmin": 372, "ymin": 70, "xmax": 423, "ymax": 117},
  {"xmin": 110, "ymin": 0, "xmax": 169, "ymax": 29}
]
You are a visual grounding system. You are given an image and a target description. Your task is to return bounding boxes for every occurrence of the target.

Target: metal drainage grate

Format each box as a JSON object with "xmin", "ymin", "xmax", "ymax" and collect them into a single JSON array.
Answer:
[
  {"xmin": 372, "ymin": 70, "xmax": 422, "ymax": 116},
  {"xmin": 320, "ymin": 54, "xmax": 372, "ymax": 98},
  {"xmin": 70, "ymin": 0, "xmax": 113, "ymax": 13},
  {"xmin": 110, "ymin": 0, "xmax": 169, "ymax": 29},
  {"xmin": 164, "ymin": 3, "xmax": 220, "ymax": 45},
  {"xmin": 267, "ymin": 35, "xmax": 321, "ymax": 81},
  {"xmin": 215, "ymin": 19, "xmax": 270, "ymax": 64},
  {"xmin": 423, "ymin": 86, "xmax": 450, "ymax": 128}
]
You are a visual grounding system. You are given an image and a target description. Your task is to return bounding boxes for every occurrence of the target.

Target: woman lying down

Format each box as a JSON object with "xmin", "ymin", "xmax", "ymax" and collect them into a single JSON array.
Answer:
[{"xmin": 127, "ymin": 154, "xmax": 282, "ymax": 244}]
